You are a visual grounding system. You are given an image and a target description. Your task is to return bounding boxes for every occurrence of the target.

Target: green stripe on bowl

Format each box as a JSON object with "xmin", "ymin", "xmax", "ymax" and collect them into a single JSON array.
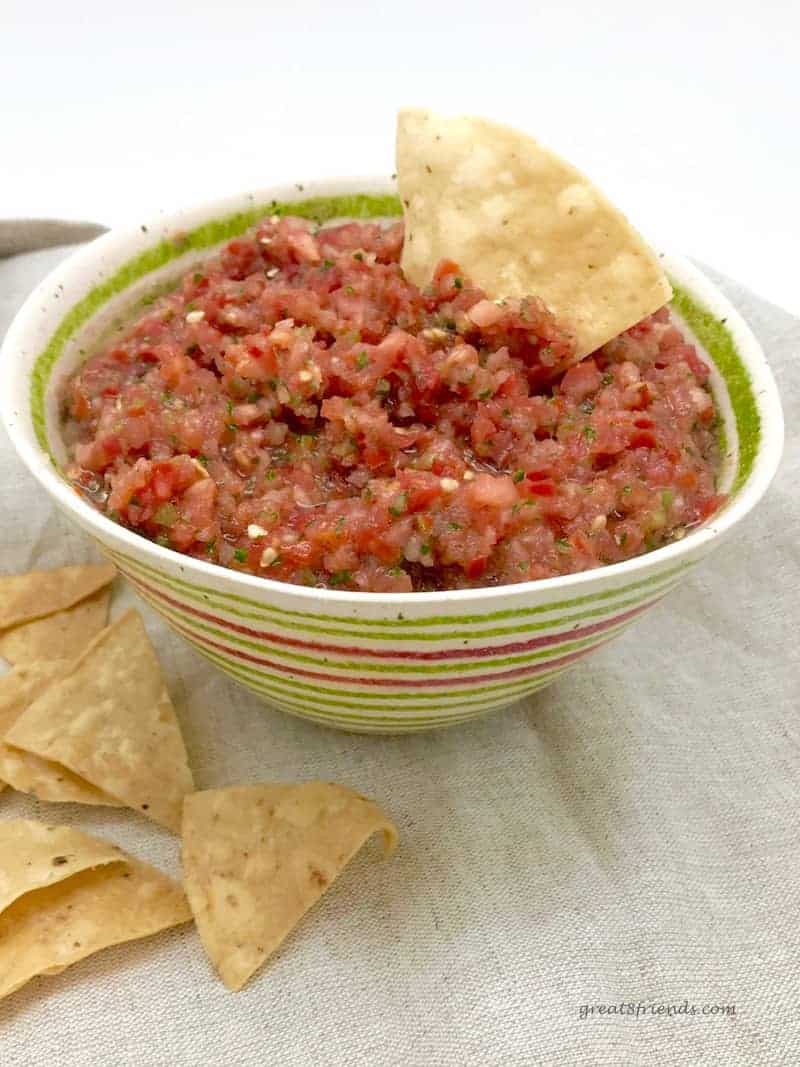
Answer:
[
  {"xmin": 670, "ymin": 283, "xmax": 760, "ymax": 491},
  {"xmin": 210, "ymin": 656, "xmax": 566, "ymax": 718},
  {"xmin": 109, "ymin": 546, "xmax": 688, "ymax": 633},
  {"xmin": 129, "ymin": 582, "xmax": 648, "ymax": 675},
  {"xmin": 184, "ymin": 644, "xmax": 565, "ymax": 702}
]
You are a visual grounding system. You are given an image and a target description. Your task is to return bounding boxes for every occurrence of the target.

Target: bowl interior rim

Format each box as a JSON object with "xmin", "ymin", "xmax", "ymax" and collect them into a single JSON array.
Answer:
[{"xmin": 0, "ymin": 178, "xmax": 785, "ymax": 607}]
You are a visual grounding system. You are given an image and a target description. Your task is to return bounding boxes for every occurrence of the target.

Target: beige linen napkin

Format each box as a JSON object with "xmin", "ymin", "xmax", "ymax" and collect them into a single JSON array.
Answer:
[{"xmin": 0, "ymin": 231, "xmax": 796, "ymax": 1066}]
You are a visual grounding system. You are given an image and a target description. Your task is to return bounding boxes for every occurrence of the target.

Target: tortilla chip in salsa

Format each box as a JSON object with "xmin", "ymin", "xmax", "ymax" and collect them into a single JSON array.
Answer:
[{"xmin": 397, "ymin": 107, "xmax": 672, "ymax": 358}]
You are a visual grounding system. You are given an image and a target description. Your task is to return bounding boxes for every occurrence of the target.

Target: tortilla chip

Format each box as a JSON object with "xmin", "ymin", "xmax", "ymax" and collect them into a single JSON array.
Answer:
[
  {"xmin": 0, "ymin": 563, "xmax": 115, "ymax": 631},
  {"xmin": 0, "ymin": 820, "xmax": 191, "ymax": 1000},
  {"xmin": 0, "ymin": 819, "xmax": 122, "ymax": 914},
  {"xmin": 4, "ymin": 611, "xmax": 193, "ymax": 830},
  {"xmin": 397, "ymin": 108, "xmax": 672, "ymax": 358},
  {"xmin": 182, "ymin": 782, "xmax": 398, "ymax": 990},
  {"xmin": 0, "ymin": 587, "xmax": 111, "ymax": 666},
  {"xmin": 0, "ymin": 664, "xmax": 120, "ymax": 806}
]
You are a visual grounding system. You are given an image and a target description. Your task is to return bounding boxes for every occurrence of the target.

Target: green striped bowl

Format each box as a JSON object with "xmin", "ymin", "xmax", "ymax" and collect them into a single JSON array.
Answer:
[{"xmin": 0, "ymin": 179, "xmax": 784, "ymax": 732}]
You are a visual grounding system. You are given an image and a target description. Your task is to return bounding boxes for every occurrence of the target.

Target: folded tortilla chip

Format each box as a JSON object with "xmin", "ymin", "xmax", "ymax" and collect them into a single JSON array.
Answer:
[
  {"xmin": 182, "ymin": 782, "xmax": 398, "ymax": 990},
  {"xmin": 0, "ymin": 587, "xmax": 111, "ymax": 666},
  {"xmin": 397, "ymin": 108, "xmax": 672, "ymax": 358},
  {"xmin": 0, "ymin": 563, "xmax": 115, "ymax": 631},
  {"xmin": 0, "ymin": 664, "xmax": 120, "ymax": 806},
  {"xmin": 0, "ymin": 819, "xmax": 191, "ymax": 1000},
  {"xmin": 0, "ymin": 819, "xmax": 123, "ymax": 914},
  {"xmin": 4, "ymin": 611, "xmax": 194, "ymax": 831}
]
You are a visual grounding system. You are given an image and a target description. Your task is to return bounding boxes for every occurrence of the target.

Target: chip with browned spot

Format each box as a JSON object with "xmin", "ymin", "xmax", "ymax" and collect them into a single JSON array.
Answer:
[
  {"xmin": 182, "ymin": 782, "xmax": 398, "ymax": 990},
  {"xmin": 0, "ymin": 819, "xmax": 191, "ymax": 1000}
]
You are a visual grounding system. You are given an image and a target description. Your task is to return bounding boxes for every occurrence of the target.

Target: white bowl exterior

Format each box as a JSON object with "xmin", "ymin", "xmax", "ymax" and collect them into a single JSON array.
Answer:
[{"xmin": 0, "ymin": 180, "xmax": 783, "ymax": 732}]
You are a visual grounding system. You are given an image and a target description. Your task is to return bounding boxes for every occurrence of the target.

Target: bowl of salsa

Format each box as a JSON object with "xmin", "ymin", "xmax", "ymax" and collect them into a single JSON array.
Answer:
[{"xmin": 0, "ymin": 135, "xmax": 783, "ymax": 731}]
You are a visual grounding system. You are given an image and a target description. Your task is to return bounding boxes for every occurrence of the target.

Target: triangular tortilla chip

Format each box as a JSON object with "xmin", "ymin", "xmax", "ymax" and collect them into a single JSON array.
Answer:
[
  {"xmin": 4, "ymin": 611, "xmax": 194, "ymax": 831},
  {"xmin": 0, "ymin": 563, "xmax": 115, "ymax": 630},
  {"xmin": 0, "ymin": 819, "xmax": 191, "ymax": 1000},
  {"xmin": 0, "ymin": 664, "xmax": 120, "ymax": 806},
  {"xmin": 0, "ymin": 819, "xmax": 123, "ymax": 914},
  {"xmin": 182, "ymin": 782, "xmax": 398, "ymax": 990},
  {"xmin": 0, "ymin": 587, "xmax": 111, "ymax": 666},
  {"xmin": 397, "ymin": 108, "xmax": 672, "ymax": 358}
]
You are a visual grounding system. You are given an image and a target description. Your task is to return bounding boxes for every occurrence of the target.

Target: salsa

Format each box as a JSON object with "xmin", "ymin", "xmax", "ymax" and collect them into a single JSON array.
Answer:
[{"xmin": 64, "ymin": 215, "xmax": 724, "ymax": 592}]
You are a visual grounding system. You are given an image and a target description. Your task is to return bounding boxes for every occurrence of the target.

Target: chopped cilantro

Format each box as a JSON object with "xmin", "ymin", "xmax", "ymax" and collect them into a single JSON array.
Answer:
[
  {"xmin": 583, "ymin": 425, "xmax": 597, "ymax": 442},
  {"xmin": 420, "ymin": 542, "xmax": 432, "ymax": 556},
  {"xmin": 226, "ymin": 400, "xmax": 234, "ymax": 415},
  {"xmin": 555, "ymin": 538, "xmax": 571, "ymax": 552},
  {"xmin": 322, "ymin": 259, "xmax": 334, "ymax": 269},
  {"xmin": 328, "ymin": 570, "xmax": 352, "ymax": 587},
  {"xmin": 622, "ymin": 485, "xmax": 632, "ymax": 495},
  {"xmin": 153, "ymin": 505, "xmax": 178, "ymax": 527},
  {"xmin": 345, "ymin": 285, "xmax": 355, "ymax": 295},
  {"xmin": 453, "ymin": 276, "xmax": 463, "ymax": 289},
  {"xmin": 193, "ymin": 272, "xmax": 204, "ymax": 284},
  {"xmin": 356, "ymin": 351, "xmax": 370, "ymax": 370},
  {"xmin": 661, "ymin": 490, "xmax": 674, "ymax": 509},
  {"xmin": 353, "ymin": 252, "xmax": 364, "ymax": 261},
  {"xmin": 197, "ymin": 454, "xmax": 208, "ymax": 467},
  {"xmin": 234, "ymin": 548, "xmax": 248, "ymax": 563},
  {"xmin": 447, "ymin": 521, "xmax": 463, "ymax": 531},
  {"xmin": 375, "ymin": 378, "xmax": 391, "ymax": 396},
  {"xmin": 512, "ymin": 469, "xmax": 525, "ymax": 483},
  {"xmin": 478, "ymin": 388, "xmax": 493, "ymax": 400},
  {"xmin": 388, "ymin": 492, "xmax": 408, "ymax": 517},
  {"xmin": 205, "ymin": 540, "xmax": 217, "ymax": 556},
  {"xmin": 601, "ymin": 373, "xmax": 614, "ymax": 386}
]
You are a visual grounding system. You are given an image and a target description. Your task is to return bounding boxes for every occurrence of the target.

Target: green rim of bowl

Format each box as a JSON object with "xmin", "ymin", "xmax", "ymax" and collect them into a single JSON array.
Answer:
[{"xmin": 29, "ymin": 191, "xmax": 760, "ymax": 493}]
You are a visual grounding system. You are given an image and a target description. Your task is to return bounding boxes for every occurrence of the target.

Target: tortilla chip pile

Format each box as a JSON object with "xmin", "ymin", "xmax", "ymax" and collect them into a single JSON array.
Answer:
[
  {"xmin": 0, "ymin": 564, "xmax": 398, "ymax": 999},
  {"xmin": 397, "ymin": 107, "xmax": 672, "ymax": 358}
]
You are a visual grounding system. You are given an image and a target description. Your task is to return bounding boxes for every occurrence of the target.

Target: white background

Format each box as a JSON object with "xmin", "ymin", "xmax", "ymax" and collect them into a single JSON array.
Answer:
[{"xmin": 3, "ymin": 0, "xmax": 799, "ymax": 313}]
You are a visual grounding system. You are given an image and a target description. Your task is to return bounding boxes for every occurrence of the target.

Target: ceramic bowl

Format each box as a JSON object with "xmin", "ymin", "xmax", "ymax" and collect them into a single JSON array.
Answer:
[{"xmin": 0, "ymin": 178, "xmax": 784, "ymax": 732}]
